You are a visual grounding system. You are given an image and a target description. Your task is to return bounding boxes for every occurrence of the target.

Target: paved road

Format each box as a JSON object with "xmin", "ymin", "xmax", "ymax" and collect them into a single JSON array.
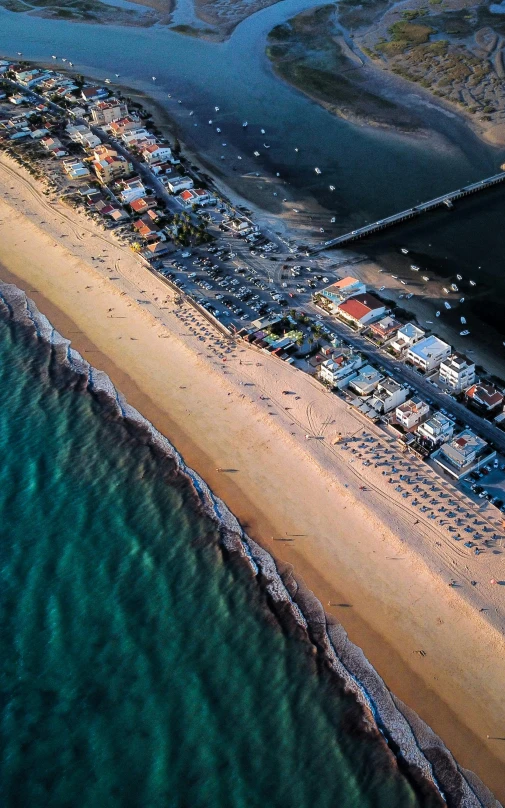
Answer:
[{"xmin": 307, "ymin": 301, "xmax": 505, "ymax": 455}]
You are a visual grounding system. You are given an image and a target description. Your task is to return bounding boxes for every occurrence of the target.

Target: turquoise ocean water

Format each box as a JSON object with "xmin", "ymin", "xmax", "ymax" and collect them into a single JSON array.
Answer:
[{"xmin": 0, "ymin": 313, "xmax": 439, "ymax": 807}]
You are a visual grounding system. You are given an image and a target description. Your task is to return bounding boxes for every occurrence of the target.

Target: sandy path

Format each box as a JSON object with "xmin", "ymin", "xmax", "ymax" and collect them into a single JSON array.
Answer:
[{"xmin": 0, "ymin": 153, "xmax": 504, "ymax": 801}]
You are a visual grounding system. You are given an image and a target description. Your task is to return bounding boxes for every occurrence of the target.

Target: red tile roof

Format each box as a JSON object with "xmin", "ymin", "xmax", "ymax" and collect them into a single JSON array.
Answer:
[
  {"xmin": 466, "ymin": 383, "xmax": 504, "ymax": 409},
  {"xmin": 337, "ymin": 293, "xmax": 383, "ymax": 322}
]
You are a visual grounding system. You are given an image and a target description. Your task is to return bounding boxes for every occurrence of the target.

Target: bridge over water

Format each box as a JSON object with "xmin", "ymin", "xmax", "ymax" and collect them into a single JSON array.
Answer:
[{"xmin": 312, "ymin": 171, "xmax": 505, "ymax": 253}]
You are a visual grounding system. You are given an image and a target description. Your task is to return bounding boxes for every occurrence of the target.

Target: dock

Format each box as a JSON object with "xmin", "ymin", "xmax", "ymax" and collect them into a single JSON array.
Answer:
[{"xmin": 312, "ymin": 171, "xmax": 505, "ymax": 253}]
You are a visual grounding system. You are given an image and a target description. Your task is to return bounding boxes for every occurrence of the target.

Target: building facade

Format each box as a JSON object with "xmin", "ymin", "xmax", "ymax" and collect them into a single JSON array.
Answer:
[
  {"xmin": 406, "ymin": 335, "xmax": 451, "ymax": 372},
  {"xmin": 439, "ymin": 353, "xmax": 475, "ymax": 393}
]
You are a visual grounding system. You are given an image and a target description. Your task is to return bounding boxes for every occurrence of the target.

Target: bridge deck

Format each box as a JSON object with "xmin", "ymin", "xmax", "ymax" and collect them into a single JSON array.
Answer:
[{"xmin": 313, "ymin": 171, "xmax": 505, "ymax": 253}]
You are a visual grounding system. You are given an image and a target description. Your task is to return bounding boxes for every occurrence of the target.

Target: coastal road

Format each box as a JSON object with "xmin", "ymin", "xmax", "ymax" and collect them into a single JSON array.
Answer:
[{"xmin": 308, "ymin": 302, "xmax": 505, "ymax": 455}]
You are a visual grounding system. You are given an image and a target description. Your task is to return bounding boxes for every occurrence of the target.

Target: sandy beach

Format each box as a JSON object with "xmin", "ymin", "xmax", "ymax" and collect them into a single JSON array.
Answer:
[{"xmin": 0, "ymin": 151, "xmax": 504, "ymax": 802}]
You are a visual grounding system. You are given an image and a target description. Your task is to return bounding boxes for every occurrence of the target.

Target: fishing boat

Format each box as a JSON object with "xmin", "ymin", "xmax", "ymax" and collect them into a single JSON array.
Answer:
[
  {"xmin": 435, "ymin": 311, "xmax": 441, "ymax": 317},
  {"xmin": 329, "ymin": 185, "xmax": 335, "ymax": 191},
  {"xmin": 451, "ymin": 284, "xmax": 458, "ymax": 292},
  {"xmin": 469, "ymin": 280, "xmax": 476, "ymax": 286},
  {"xmin": 422, "ymin": 276, "xmax": 429, "ymax": 281},
  {"xmin": 263, "ymin": 143, "xmax": 270, "ymax": 149},
  {"xmin": 460, "ymin": 330, "xmax": 470, "ymax": 336},
  {"xmin": 456, "ymin": 274, "xmax": 462, "ymax": 280},
  {"xmin": 444, "ymin": 301, "xmax": 451, "ymax": 310},
  {"xmin": 401, "ymin": 248, "xmax": 408, "ymax": 254},
  {"xmin": 410, "ymin": 264, "xmax": 419, "ymax": 271},
  {"xmin": 315, "ymin": 167, "xmax": 321, "ymax": 175},
  {"xmin": 254, "ymin": 151, "xmax": 260, "ymax": 157},
  {"xmin": 460, "ymin": 316, "xmax": 467, "ymax": 324},
  {"xmin": 243, "ymin": 121, "xmax": 248, "ymax": 128}
]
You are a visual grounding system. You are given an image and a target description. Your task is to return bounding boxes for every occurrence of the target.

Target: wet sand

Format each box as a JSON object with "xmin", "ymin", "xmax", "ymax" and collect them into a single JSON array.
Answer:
[{"xmin": 0, "ymin": 152, "xmax": 504, "ymax": 803}]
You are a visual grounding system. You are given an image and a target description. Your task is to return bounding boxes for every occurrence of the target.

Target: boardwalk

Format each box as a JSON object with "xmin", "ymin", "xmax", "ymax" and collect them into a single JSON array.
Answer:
[{"xmin": 313, "ymin": 171, "xmax": 505, "ymax": 252}]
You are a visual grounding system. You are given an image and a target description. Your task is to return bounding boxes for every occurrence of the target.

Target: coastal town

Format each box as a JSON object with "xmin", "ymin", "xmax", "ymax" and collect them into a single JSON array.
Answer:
[
  {"xmin": 2, "ymin": 59, "xmax": 505, "ymax": 519},
  {"xmin": 1, "ymin": 52, "xmax": 505, "ymax": 806}
]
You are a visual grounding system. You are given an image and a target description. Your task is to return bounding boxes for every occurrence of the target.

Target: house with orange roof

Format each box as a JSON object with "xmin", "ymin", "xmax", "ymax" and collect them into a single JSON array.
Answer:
[{"xmin": 337, "ymin": 293, "xmax": 386, "ymax": 327}]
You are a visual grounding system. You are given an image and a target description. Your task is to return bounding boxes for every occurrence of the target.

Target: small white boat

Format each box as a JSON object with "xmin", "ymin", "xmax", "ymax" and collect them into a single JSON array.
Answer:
[
  {"xmin": 168, "ymin": 94, "xmax": 172, "ymax": 98},
  {"xmin": 17, "ymin": 52, "xmax": 22, "ymax": 56},
  {"xmin": 152, "ymin": 76, "xmax": 156, "ymax": 81},
  {"xmin": 276, "ymin": 172, "xmax": 280, "ymax": 177},
  {"xmin": 222, "ymin": 142, "xmax": 227, "ymax": 146},
  {"xmin": 261, "ymin": 128, "xmax": 266, "ymax": 135},
  {"xmin": 444, "ymin": 301, "xmax": 451, "ymax": 310},
  {"xmin": 315, "ymin": 167, "xmax": 321, "ymax": 175},
  {"xmin": 216, "ymin": 127, "xmax": 221, "ymax": 133},
  {"xmin": 410, "ymin": 264, "xmax": 419, "ymax": 271},
  {"xmin": 330, "ymin": 216, "xmax": 336, "ymax": 223},
  {"xmin": 435, "ymin": 311, "xmax": 441, "ymax": 317},
  {"xmin": 451, "ymin": 284, "xmax": 458, "ymax": 292},
  {"xmin": 177, "ymin": 100, "xmax": 182, "ymax": 104},
  {"xmin": 406, "ymin": 293, "xmax": 414, "ymax": 299},
  {"xmin": 189, "ymin": 111, "xmax": 194, "ymax": 116},
  {"xmin": 443, "ymin": 287, "xmax": 449, "ymax": 294},
  {"xmin": 294, "ymin": 147, "xmax": 299, "ymax": 152},
  {"xmin": 243, "ymin": 121, "xmax": 248, "ymax": 127},
  {"xmin": 460, "ymin": 330, "xmax": 470, "ymax": 336},
  {"xmin": 459, "ymin": 297, "xmax": 465, "ymax": 303},
  {"xmin": 115, "ymin": 73, "xmax": 120, "ymax": 77},
  {"xmin": 62, "ymin": 58, "xmax": 67, "ymax": 62},
  {"xmin": 208, "ymin": 119, "xmax": 212, "ymax": 124},
  {"xmin": 469, "ymin": 280, "xmax": 476, "ymax": 286},
  {"xmin": 69, "ymin": 62, "xmax": 73, "ymax": 67},
  {"xmin": 237, "ymin": 156, "xmax": 242, "ymax": 160},
  {"xmin": 329, "ymin": 185, "xmax": 335, "ymax": 191},
  {"xmin": 215, "ymin": 106, "xmax": 220, "ymax": 111},
  {"xmin": 422, "ymin": 275, "xmax": 429, "ymax": 282},
  {"xmin": 263, "ymin": 143, "xmax": 270, "ymax": 149},
  {"xmin": 254, "ymin": 151, "xmax": 260, "ymax": 157},
  {"xmin": 401, "ymin": 248, "xmax": 408, "ymax": 254},
  {"xmin": 105, "ymin": 79, "xmax": 111, "ymax": 84},
  {"xmin": 220, "ymin": 156, "xmax": 225, "ymax": 160},
  {"xmin": 456, "ymin": 274, "xmax": 462, "ymax": 280},
  {"xmin": 460, "ymin": 316, "xmax": 467, "ymax": 324},
  {"xmin": 426, "ymin": 320, "xmax": 433, "ymax": 324},
  {"xmin": 379, "ymin": 285, "xmax": 385, "ymax": 291}
]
